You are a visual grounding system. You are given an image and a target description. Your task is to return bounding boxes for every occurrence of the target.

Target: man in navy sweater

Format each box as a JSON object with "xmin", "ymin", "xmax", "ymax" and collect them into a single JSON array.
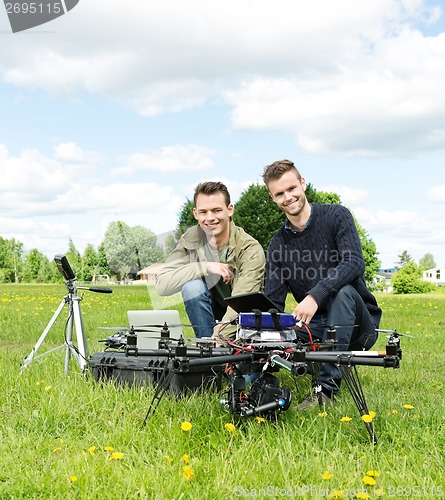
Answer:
[{"xmin": 263, "ymin": 159, "xmax": 382, "ymax": 409}]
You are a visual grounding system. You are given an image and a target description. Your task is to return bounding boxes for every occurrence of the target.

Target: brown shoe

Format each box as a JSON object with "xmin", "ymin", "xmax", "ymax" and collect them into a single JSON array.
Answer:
[{"xmin": 296, "ymin": 390, "xmax": 333, "ymax": 410}]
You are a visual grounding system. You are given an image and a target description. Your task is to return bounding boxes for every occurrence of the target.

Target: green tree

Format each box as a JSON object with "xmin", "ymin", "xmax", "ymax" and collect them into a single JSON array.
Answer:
[
  {"xmin": 397, "ymin": 250, "xmax": 412, "ymax": 268},
  {"xmin": 103, "ymin": 221, "xmax": 136, "ymax": 280},
  {"xmin": 97, "ymin": 243, "xmax": 111, "ymax": 276},
  {"xmin": 312, "ymin": 191, "xmax": 342, "ymax": 204},
  {"xmin": 21, "ymin": 249, "xmax": 53, "ymax": 283},
  {"xmin": 391, "ymin": 261, "xmax": 434, "ymax": 294},
  {"xmin": 232, "ymin": 184, "xmax": 285, "ymax": 249},
  {"xmin": 81, "ymin": 244, "xmax": 99, "ymax": 282},
  {"xmin": 0, "ymin": 237, "xmax": 23, "ymax": 283},
  {"xmin": 176, "ymin": 198, "xmax": 195, "ymax": 239},
  {"xmin": 356, "ymin": 223, "xmax": 380, "ymax": 286},
  {"xmin": 175, "ymin": 198, "xmax": 196, "ymax": 241},
  {"xmin": 130, "ymin": 225, "xmax": 164, "ymax": 268},
  {"xmin": 419, "ymin": 253, "xmax": 436, "ymax": 271},
  {"xmin": 102, "ymin": 221, "xmax": 164, "ymax": 280}
]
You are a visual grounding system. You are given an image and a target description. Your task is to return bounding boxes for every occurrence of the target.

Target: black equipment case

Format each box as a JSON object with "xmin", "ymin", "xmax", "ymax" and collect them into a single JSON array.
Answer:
[{"xmin": 89, "ymin": 348, "xmax": 227, "ymax": 395}]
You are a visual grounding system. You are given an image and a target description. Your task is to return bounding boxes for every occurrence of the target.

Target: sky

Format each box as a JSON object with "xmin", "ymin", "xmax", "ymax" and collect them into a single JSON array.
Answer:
[{"xmin": 1, "ymin": 0, "xmax": 445, "ymax": 269}]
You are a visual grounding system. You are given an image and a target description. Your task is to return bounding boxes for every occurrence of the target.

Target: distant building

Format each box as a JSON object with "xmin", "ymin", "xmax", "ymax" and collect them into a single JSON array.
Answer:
[
  {"xmin": 373, "ymin": 268, "xmax": 397, "ymax": 293},
  {"xmin": 423, "ymin": 267, "xmax": 445, "ymax": 286}
]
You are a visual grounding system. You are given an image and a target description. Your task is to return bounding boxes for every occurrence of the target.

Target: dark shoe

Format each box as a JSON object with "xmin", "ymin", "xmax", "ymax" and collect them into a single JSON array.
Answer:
[{"xmin": 296, "ymin": 390, "xmax": 333, "ymax": 410}]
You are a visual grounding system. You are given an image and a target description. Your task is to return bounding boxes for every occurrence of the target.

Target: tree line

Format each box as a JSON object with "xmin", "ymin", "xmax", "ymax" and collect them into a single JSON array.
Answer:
[
  {"xmin": 0, "ymin": 182, "xmax": 437, "ymax": 290},
  {"xmin": 0, "ymin": 221, "xmax": 165, "ymax": 284}
]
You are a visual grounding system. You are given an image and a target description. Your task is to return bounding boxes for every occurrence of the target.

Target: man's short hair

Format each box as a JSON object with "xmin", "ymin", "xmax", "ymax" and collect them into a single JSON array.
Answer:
[
  {"xmin": 193, "ymin": 181, "xmax": 231, "ymax": 207},
  {"xmin": 262, "ymin": 159, "xmax": 302, "ymax": 186}
]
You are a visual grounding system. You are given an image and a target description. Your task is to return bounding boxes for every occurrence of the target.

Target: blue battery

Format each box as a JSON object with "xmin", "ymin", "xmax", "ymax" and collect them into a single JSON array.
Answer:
[{"xmin": 238, "ymin": 312, "xmax": 296, "ymax": 330}]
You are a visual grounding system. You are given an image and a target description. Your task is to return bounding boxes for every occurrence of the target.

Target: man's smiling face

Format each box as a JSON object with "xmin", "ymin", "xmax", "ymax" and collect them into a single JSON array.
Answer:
[
  {"xmin": 193, "ymin": 192, "xmax": 234, "ymax": 242},
  {"xmin": 267, "ymin": 169, "xmax": 308, "ymax": 218}
]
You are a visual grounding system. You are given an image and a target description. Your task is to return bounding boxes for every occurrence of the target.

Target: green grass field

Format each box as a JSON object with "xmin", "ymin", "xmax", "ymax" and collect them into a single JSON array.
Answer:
[{"xmin": 1, "ymin": 283, "xmax": 444, "ymax": 499}]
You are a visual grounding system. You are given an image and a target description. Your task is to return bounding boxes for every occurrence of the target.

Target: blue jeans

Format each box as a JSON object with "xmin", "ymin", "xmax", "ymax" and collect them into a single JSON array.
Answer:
[
  {"xmin": 297, "ymin": 285, "xmax": 378, "ymax": 396},
  {"xmin": 181, "ymin": 279, "xmax": 227, "ymax": 338}
]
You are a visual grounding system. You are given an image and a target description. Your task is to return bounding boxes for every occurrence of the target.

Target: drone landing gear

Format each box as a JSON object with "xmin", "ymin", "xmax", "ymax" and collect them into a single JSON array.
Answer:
[
  {"xmin": 143, "ymin": 364, "xmax": 174, "ymax": 426},
  {"xmin": 340, "ymin": 365, "xmax": 377, "ymax": 445},
  {"xmin": 21, "ymin": 279, "xmax": 88, "ymax": 375}
]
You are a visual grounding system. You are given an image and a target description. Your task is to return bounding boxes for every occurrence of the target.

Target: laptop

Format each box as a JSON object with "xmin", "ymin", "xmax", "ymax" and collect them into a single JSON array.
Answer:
[
  {"xmin": 127, "ymin": 310, "xmax": 182, "ymax": 349},
  {"xmin": 224, "ymin": 292, "xmax": 283, "ymax": 313}
]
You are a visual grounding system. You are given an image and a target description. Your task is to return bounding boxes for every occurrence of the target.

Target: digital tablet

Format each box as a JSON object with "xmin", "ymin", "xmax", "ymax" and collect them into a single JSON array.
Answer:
[{"xmin": 224, "ymin": 291, "xmax": 283, "ymax": 313}]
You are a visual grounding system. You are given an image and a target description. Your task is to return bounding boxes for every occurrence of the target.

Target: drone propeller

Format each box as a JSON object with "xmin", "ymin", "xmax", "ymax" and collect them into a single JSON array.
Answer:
[
  {"xmin": 137, "ymin": 322, "xmax": 196, "ymax": 329},
  {"xmin": 320, "ymin": 324, "xmax": 359, "ymax": 329},
  {"xmin": 98, "ymin": 326, "xmax": 161, "ymax": 333},
  {"xmin": 376, "ymin": 328, "xmax": 416, "ymax": 338}
]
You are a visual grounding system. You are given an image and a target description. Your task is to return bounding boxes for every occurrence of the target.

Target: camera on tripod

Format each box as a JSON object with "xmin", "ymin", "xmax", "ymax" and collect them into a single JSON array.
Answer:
[
  {"xmin": 21, "ymin": 254, "xmax": 112, "ymax": 375},
  {"xmin": 54, "ymin": 254, "xmax": 76, "ymax": 281}
]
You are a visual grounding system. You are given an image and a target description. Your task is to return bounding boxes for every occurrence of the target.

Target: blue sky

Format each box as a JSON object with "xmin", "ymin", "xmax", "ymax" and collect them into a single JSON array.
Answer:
[{"xmin": 1, "ymin": 0, "xmax": 445, "ymax": 269}]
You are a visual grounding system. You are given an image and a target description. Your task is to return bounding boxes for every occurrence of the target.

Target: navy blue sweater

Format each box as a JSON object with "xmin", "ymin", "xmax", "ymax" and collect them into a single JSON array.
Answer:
[{"xmin": 264, "ymin": 204, "xmax": 382, "ymax": 326}]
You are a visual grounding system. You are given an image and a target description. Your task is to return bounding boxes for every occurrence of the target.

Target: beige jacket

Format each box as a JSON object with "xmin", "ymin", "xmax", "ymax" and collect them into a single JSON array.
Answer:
[{"xmin": 155, "ymin": 222, "xmax": 265, "ymax": 337}]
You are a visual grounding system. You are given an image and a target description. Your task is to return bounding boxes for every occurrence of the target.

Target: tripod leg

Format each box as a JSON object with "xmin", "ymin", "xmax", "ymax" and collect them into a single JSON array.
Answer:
[
  {"xmin": 64, "ymin": 296, "xmax": 89, "ymax": 374},
  {"xmin": 64, "ymin": 305, "xmax": 74, "ymax": 374},
  {"xmin": 21, "ymin": 298, "xmax": 66, "ymax": 373},
  {"xmin": 73, "ymin": 296, "xmax": 89, "ymax": 373}
]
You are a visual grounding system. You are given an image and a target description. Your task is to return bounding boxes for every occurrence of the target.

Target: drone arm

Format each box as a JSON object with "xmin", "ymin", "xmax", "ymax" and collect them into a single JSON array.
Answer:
[
  {"xmin": 305, "ymin": 352, "xmax": 399, "ymax": 368},
  {"xmin": 172, "ymin": 352, "xmax": 255, "ymax": 372},
  {"xmin": 269, "ymin": 354, "xmax": 307, "ymax": 376}
]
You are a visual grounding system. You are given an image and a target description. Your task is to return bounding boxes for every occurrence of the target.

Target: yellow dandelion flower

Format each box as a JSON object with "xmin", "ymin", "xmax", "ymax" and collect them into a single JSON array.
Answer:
[
  {"xmin": 224, "ymin": 422, "xmax": 236, "ymax": 434},
  {"xmin": 182, "ymin": 454, "xmax": 189, "ymax": 464},
  {"xmin": 328, "ymin": 490, "xmax": 344, "ymax": 499},
  {"xmin": 104, "ymin": 446, "xmax": 114, "ymax": 452},
  {"xmin": 44, "ymin": 385, "xmax": 52, "ymax": 391},
  {"xmin": 88, "ymin": 446, "xmax": 96, "ymax": 456},
  {"xmin": 322, "ymin": 471, "xmax": 333, "ymax": 480},
  {"xmin": 366, "ymin": 470, "xmax": 380, "ymax": 477},
  {"xmin": 340, "ymin": 416, "xmax": 352, "ymax": 423},
  {"xmin": 109, "ymin": 452, "xmax": 124, "ymax": 461},
  {"xmin": 362, "ymin": 414, "xmax": 373, "ymax": 423},
  {"xmin": 368, "ymin": 411, "xmax": 376, "ymax": 418},
  {"xmin": 362, "ymin": 476, "xmax": 376, "ymax": 486},
  {"xmin": 375, "ymin": 489, "xmax": 384, "ymax": 496},
  {"xmin": 319, "ymin": 411, "xmax": 328, "ymax": 417},
  {"xmin": 356, "ymin": 492, "xmax": 369, "ymax": 499},
  {"xmin": 255, "ymin": 417, "xmax": 266, "ymax": 423},
  {"xmin": 69, "ymin": 476, "xmax": 77, "ymax": 482},
  {"xmin": 53, "ymin": 447, "xmax": 62, "ymax": 453},
  {"xmin": 183, "ymin": 465, "xmax": 194, "ymax": 481},
  {"xmin": 181, "ymin": 421, "xmax": 192, "ymax": 432},
  {"xmin": 403, "ymin": 404, "xmax": 414, "ymax": 409},
  {"xmin": 392, "ymin": 409, "xmax": 398, "ymax": 414}
]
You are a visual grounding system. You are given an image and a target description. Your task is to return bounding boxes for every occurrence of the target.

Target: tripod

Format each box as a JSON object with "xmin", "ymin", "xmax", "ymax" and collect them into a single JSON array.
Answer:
[{"xmin": 21, "ymin": 278, "xmax": 89, "ymax": 374}]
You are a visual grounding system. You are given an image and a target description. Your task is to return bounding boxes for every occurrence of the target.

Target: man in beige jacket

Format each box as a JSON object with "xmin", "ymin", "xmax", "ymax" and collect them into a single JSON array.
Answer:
[{"xmin": 156, "ymin": 181, "xmax": 265, "ymax": 338}]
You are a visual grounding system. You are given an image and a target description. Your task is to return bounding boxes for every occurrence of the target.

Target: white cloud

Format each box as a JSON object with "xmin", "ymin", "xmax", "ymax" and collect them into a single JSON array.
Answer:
[
  {"xmin": 428, "ymin": 184, "xmax": 445, "ymax": 202},
  {"xmin": 113, "ymin": 144, "xmax": 216, "ymax": 175},
  {"xmin": 2, "ymin": 1, "xmax": 445, "ymax": 156},
  {"xmin": 320, "ymin": 185, "xmax": 369, "ymax": 206},
  {"xmin": 53, "ymin": 141, "xmax": 102, "ymax": 165},
  {"xmin": 0, "ymin": 145, "xmax": 74, "ymax": 200}
]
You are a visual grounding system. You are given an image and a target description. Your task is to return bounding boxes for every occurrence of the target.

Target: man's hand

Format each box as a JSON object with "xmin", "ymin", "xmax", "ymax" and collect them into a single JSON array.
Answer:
[
  {"xmin": 292, "ymin": 295, "xmax": 318, "ymax": 325},
  {"xmin": 206, "ymin": 262, "xmax": 234, "ymax": 285}
]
